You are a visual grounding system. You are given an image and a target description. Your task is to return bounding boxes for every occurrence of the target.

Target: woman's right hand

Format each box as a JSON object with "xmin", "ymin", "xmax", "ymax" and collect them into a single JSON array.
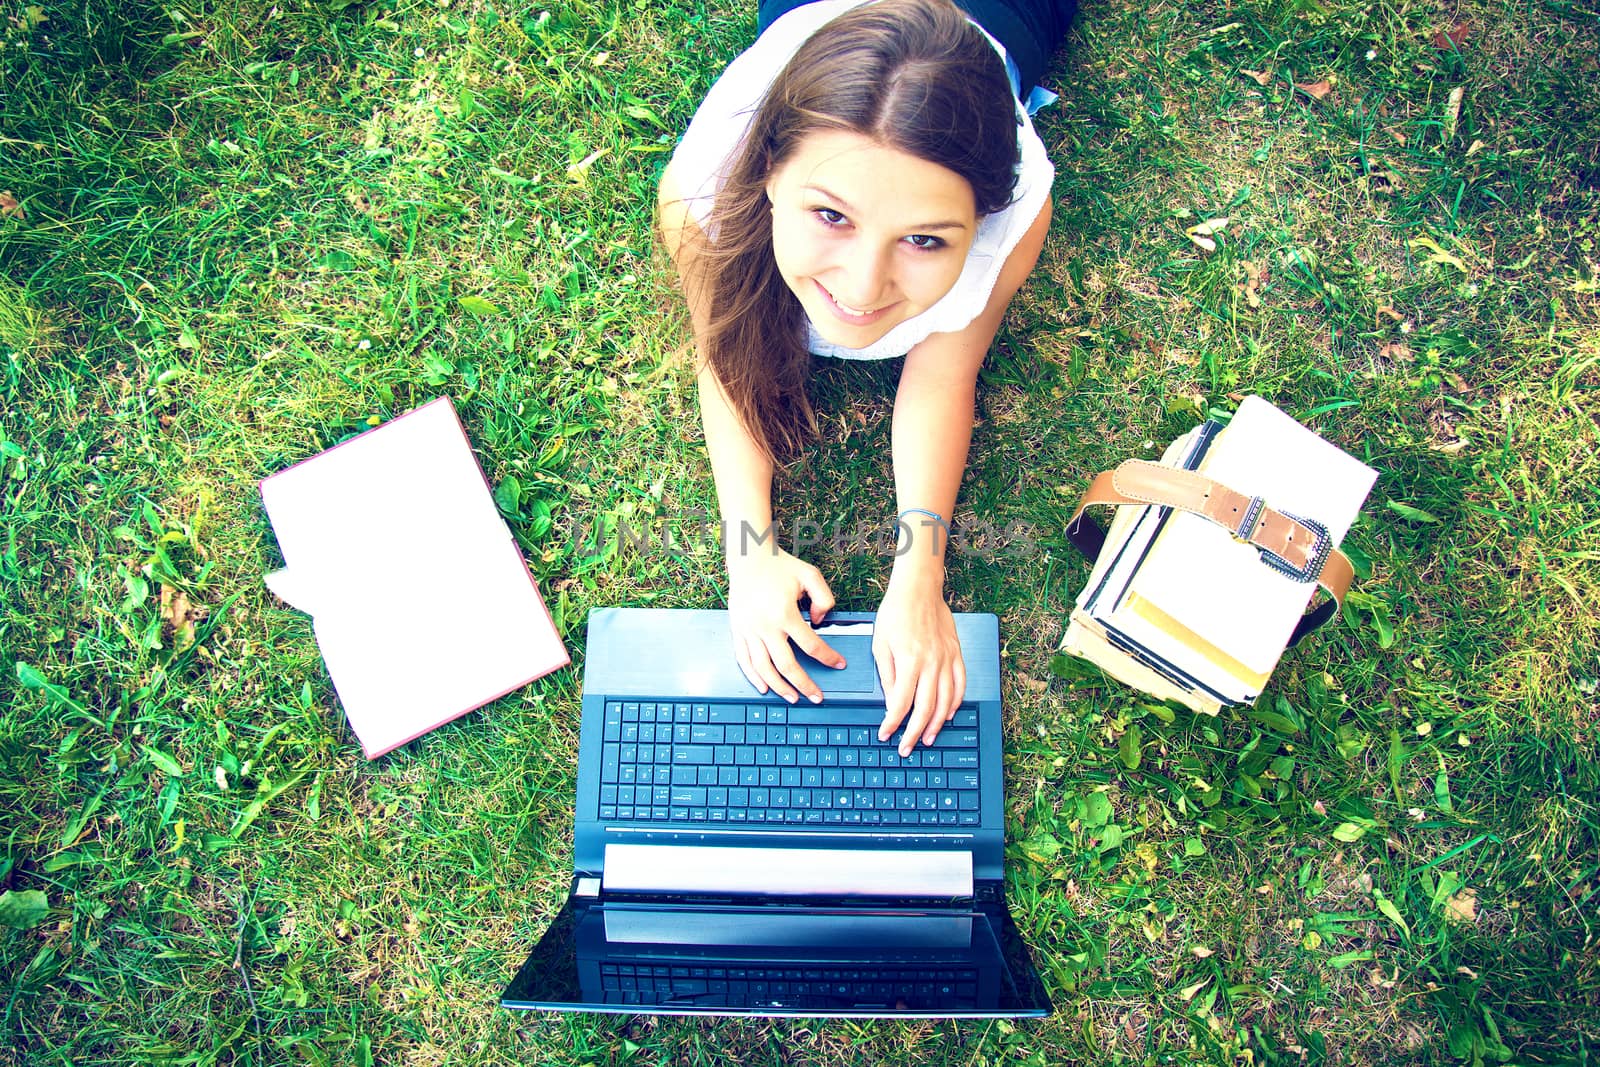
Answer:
[{"xmin": 727, "ymin": 548, "xmax": 845, "ymax": 703}]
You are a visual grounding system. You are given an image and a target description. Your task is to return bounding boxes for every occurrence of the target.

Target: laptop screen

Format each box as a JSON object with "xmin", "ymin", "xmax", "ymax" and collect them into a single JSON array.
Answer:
[{"xmin": 502, "ymin": 898, "xmax": 1051, "ymax": 1018}]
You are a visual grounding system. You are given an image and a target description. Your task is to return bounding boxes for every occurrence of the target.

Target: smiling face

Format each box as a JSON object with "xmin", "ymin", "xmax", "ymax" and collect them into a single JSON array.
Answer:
[{"xmin": 765, "ymin": 129, "xmax": 978, "ymax": 349}]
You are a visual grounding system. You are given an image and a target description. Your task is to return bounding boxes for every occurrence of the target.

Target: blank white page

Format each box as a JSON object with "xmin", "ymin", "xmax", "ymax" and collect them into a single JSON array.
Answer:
[{"xmin": 260, "ymin": 398, "xmax": 568, "ymax": 756}]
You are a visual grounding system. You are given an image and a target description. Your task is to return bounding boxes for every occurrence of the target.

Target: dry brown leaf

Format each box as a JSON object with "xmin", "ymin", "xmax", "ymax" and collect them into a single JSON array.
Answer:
[
  {"xmin": 0, "ymin": 191, "xmax": 22, "ymax": 220},
  {"xmin": 1388, "ymin": 125, "xmax": 1409, "ymax": 147},
  {"xmin": 1240, "ymin": 260, "xmax": 1265, "ymax": 308},
  {"xmin": 1376, "ymin": 305, "xmax": 1405, "ymax": 324},
  {"xmin": 1377, "ymin": 341, "xmax": 1412, "ymax": 363},
  {"xmin": 1191, "ymin": 945, "xmax": 1215, "ymax": 958},
  {"xmin": 1444, "ymin": 888, "xmax": 1479, "ymax": 923},
  {"xmin": 1241, "ymin": 68, "xmax": 1273, "ymax": 86},
  {"xmin": 1179, "ymin": 978, "xmax": 1210, "ymax": 1001},
  {"xmin": 160, "ymin": 584, "xmax": 198, "ymax": 652},
  {"xmin": 1431, "ymin": 22, "xmax": 1472, "ymax": 49},
  {"xmin": 1295, "ymin": 80, "xmax": 1334, "ymax": 101}
]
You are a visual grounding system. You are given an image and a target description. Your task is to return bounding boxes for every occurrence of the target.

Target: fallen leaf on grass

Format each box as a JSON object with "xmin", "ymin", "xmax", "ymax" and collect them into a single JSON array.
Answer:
[
  {"xmin": 566, "ymin": 147, "xmax": 609, "ymax": 183},
  {"xmin": 1295, "ymin": 80, "xmax": 1334, "ymax": 101},
  {"xmin": 1185, "ymin": 216, "xmax": 1230, "ymax": 253},
  {"xmin": 1240, "ymin": 69, "xmax": 1273, "ymax": 86},
  {"xmin": 1431, "ymin": 22, "xmax": 1471, "ymax": 50},
  {"xmin": 1179, "ymin": 978, "xmax": 1210, "ymax": 1002},
  {"xmin": 1377, "ymin": 341, "xmax": 1412, "ymax": 363},
  {"xmin": 1375, "ymin": 305, "xmax": 1405, "ymax": 325},
  {"xmin": 1444, "ymin": 887, "xmax": 1478, "ymax": 923},
  {"xmin": 1239, "ymin": 260, "xmax": 1265, "ymax": 308},
  {"xmin": 1444, "ymin": 86, "xmax": 1464, "ymax": 142},
  {"xmin": 0, "ymin": 191, "xmax": 22, "ymax": 219},
  {"xmin": 1409, "ymin": 234, "xmax": 1468, "ymax": 272},
  {"xmin": 1191, "ymin": 945, "xmax": 1214, "ymax": 958},
  {"xmin": 159, "ymin": 584, "xmax": 198, "ymax": 652}
]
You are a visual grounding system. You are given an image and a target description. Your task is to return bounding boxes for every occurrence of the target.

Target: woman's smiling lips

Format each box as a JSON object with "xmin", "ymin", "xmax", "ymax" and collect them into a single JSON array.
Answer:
[{"xmin": 814, "ymin": 280, "xmax": 896, "ymax": 326}]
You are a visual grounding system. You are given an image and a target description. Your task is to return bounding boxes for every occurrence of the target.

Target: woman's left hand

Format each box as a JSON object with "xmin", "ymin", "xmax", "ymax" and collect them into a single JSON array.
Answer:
[{"xmin": 873, "ymin": 566, "xmax": 966, "ymax": 757}]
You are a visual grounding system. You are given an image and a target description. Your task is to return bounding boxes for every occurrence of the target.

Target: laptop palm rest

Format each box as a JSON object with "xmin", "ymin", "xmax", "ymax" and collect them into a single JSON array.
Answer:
[{"xmin": 603, "ymin": 843, "xmax": 972, "ymax": 898}]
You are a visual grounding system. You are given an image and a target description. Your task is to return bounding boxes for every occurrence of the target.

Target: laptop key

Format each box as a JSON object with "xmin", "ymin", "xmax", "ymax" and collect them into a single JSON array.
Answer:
[
  {"xmin": 673, "ymin": 746, "xmax": 712, "ymax": 764},
  {"xmin": 709, "ymin": 705, "xmax": 744, "ymax": 723}
]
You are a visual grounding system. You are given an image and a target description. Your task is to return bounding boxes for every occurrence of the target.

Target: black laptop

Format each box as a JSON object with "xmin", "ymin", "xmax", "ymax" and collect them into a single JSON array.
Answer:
[{"xmin": 501, "ymin": 607, "xmax": 1051, "ymax": 1018}]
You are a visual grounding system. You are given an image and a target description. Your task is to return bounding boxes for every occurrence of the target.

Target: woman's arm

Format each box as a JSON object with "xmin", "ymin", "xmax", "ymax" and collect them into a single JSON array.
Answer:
[
  {"xmin": 658, "ymin": 163, "xmax": 845, "ymax": 702},
  {"xmin": 876, "ymin": 197, "xmax": 1052, "ymax": 754}
]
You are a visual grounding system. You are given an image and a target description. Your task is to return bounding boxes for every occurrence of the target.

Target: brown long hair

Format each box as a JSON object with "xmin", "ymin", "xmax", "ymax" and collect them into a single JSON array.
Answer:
[{"xmin": 683, "ymin": 0, "xmax": 1021, "ymax": 462}]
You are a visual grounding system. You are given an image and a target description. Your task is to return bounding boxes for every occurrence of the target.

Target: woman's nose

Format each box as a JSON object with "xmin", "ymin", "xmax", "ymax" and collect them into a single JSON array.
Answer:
[{"xmin": 836, "ymin": 246, "xmax": 891, "ymax": 308}]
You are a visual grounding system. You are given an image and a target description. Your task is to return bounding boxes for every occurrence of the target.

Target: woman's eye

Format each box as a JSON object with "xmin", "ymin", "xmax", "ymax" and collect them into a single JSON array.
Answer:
[
  {"xmin": 905, "ymin": 234, "xmax": 945, "ymax": 250},
  {"xmin": 813, "ymin": 208, "xmax": 847, "ymax": 227}
]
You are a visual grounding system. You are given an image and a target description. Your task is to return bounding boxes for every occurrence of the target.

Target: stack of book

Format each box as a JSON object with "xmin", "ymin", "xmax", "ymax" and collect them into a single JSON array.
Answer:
[{"xmin": 1062, "ymin": 397, "xmax": 1377, "ymax": 714}]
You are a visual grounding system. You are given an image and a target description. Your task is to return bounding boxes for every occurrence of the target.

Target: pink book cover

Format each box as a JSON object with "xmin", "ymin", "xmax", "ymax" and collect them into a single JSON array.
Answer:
[{"xmin": 259, "ymin": 397, "xmax": 570, "ymax": 757}]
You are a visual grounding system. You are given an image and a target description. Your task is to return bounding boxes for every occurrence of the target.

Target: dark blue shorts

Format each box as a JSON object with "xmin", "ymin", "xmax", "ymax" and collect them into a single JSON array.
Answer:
[{"xmin": 755, "ymin": 0, "xmax": 1074, "ymax": 93}]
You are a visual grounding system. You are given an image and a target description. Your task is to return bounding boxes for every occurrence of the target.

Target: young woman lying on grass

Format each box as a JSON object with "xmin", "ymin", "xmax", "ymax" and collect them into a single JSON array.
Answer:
[{"xmin": 658, "ymin": 0, "xmax": 1072, "ymax": 754}]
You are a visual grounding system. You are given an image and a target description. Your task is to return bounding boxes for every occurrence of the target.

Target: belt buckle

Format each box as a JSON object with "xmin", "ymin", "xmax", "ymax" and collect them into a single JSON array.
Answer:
[{"xmin": 1259, "ymin": 512, "xmax": 1331, "ymax": 584}]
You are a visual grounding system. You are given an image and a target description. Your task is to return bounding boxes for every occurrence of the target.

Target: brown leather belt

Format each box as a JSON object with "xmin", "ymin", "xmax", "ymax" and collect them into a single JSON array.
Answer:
[{"xmin": 1068, "ymin": 459, "xmax": 1355, "ymax": 608}]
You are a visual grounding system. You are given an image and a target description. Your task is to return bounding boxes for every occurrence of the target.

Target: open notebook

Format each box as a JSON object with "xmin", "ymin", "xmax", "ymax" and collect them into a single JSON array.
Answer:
[{"xmin": 260, "ymin": 398, "xmax": 569, "ymax": 757}]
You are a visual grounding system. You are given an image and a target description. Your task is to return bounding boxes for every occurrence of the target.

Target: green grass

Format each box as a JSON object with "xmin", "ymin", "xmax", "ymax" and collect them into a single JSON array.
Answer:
[{"xmin": 2, "ymin": 0, "xmax": 1597, "ymax": 1062}]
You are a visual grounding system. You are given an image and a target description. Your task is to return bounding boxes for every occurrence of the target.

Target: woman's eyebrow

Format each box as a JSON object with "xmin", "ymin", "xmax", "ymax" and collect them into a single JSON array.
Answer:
[{"xmin": 801, "ymin": 184, "xmax": 970, "ymax": 233}]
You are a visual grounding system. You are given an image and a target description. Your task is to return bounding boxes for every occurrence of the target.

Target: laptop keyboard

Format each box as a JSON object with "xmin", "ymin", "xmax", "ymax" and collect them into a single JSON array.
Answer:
[
  {"xmin": 599, "ymin": 701, "xmax": 981, "ymax": 826},
  {"xmin": 598, "ymin": 961, "xmax": 979, "ymax": 1009}
]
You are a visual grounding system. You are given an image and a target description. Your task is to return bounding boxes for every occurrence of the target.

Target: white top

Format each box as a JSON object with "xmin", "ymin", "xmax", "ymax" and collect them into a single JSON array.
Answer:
[{"xmin": 669, "ymin": 0, "xmax": 1055, "ymax": 360}]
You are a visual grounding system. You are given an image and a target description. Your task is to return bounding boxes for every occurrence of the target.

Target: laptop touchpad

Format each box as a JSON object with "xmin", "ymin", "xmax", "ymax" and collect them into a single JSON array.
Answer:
[{"xmin": 796, "ymin": 635, "xmax": 880, "ymax": 695}]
